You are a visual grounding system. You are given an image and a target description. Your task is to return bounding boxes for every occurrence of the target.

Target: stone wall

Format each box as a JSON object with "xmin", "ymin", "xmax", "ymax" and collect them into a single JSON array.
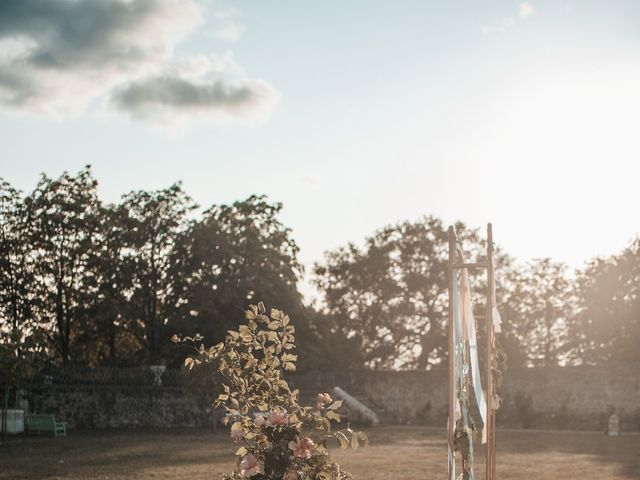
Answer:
[
  {"xmin": 499, "ymin": 366, "xmax": 640, "ymax": 431},
  {"xmin": 288, "ymin": 365, "xmax": 640, "ymax": 432},
  {"xmin": 21, "ymin": 365, "xmax": 640, "ymax": 431},
  {"xmin": 25, "ymin": 385, "xmax": 212, "ymax": 429}
]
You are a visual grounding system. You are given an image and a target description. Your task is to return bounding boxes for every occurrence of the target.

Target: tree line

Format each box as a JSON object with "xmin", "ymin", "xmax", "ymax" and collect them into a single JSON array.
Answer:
[
  {"xmin": 1, "ymin": 167, "xmax": 638, "ymax": 380},
  {"xmin": 315, "ymin": 220, "xmax": 639, "ymax": 370}
]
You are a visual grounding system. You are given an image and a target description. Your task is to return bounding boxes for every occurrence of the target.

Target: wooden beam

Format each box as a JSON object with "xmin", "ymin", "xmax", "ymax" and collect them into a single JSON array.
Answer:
[
  {"xmin": 447, "ymin": 226, "xmax": 456, "ymax": 480},
  {"xmin": 485, "ymin": 223, "xmax": 496, "ymax": 480},
  {"xmin": 452, "ymin": 261, "xmax": 488, "ymax": 270}
]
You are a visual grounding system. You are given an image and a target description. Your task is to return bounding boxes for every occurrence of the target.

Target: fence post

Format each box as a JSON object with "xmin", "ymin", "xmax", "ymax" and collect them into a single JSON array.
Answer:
[{"xmin": 1, "ymin": 385, "xmax": 8, "ymax": 443}]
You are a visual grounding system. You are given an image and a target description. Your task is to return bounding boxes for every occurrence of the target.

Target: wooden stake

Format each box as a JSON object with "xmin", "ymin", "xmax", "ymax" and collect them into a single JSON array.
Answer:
[
  {"xmin": 486, "ymin": 223, "xmax": 495, "ymax": 480},
  {"xmin": 447, "ymin": 226, "xmax": 456, "ymax": 480}
]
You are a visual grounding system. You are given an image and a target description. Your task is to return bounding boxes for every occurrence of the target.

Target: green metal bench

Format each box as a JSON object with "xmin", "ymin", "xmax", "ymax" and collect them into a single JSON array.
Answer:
[{"xmin": 26, "ymin": 414, "xmax": 67, "ymax": 437}]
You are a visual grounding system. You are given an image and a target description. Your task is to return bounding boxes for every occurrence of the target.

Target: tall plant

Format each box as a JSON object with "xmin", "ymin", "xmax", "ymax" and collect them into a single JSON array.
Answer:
[{"xmin": 179, "ymin": 303, "xmax": 367, "ymax": 480}]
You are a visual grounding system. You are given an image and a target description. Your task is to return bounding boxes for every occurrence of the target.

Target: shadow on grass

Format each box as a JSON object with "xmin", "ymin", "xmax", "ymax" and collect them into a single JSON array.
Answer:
[
  {"xmin": 1, "ymin": 426, "xmax": 638, "ymax": 479},
  {"xmin": 494, "ymin": 429, "xmax": 640, "ymax": 479},
  {"xmin": 0, "ymin": 428, "xmax": 235, "ymax": 479}
]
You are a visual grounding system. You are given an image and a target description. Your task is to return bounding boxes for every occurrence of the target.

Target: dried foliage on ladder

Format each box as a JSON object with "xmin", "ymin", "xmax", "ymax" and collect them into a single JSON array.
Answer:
[{"xmin": 447, "ymin": 224, "xmax": 506, "ymax": 480}]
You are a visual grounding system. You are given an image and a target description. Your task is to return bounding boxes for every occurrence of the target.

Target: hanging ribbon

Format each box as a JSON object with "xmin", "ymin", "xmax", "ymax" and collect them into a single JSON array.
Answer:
[
  {"xmin": 459, "ymin": 268, "xmax": 488, "ymax": 444},
  {"xmin": 452, "ymin": 270, "xmax": 477, "ymax": 480},
  {"xmin": 449, "ymin": 276, "xmax": 460, "ymax": 480}
]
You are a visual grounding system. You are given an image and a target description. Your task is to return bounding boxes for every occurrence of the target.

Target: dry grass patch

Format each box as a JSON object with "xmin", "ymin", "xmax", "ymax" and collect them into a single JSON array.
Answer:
[{"xmin": 1, "ymin": 426, "xmax": 638, "ymax": 480}]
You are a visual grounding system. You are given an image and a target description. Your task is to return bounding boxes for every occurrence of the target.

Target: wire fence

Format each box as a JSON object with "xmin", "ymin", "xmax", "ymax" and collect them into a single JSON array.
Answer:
[
  {"xmin": 19, "ymin": 365, "xmax": 187, "ymax": 388},
  {"xmin": 11, "ymin": 365, "xmax": 353, "ymax": 391}
]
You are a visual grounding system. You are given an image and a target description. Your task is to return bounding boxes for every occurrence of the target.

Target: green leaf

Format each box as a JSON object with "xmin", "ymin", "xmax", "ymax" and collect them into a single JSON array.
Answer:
[
  {"xmin": 351, "ymin": 431, "xmax": 359, "ymax": 449},
  {"xmin": 227, "ymin": 330, "xmax": 240, "ymax": 340},
  {"xmin": 238, "ymin": 325, "xmax": 253, "ymax": 342},
  {"xmin": 335, "ymin": 431, "xmax": 349, "ymax": 449},
  {"xmin": 357, "ymin": 431, "xmax": 369, "ymax": 447},
  {"xmin": 291, "ymin": 389, "xmax": 300, "ymax": 401},
  {"xmin": 325, "ymin": 410, "xmax": 341, "ymax": 423},
  {"xmin": 277, "ymin": 379, "xmax": 289, "ymax": 390}
]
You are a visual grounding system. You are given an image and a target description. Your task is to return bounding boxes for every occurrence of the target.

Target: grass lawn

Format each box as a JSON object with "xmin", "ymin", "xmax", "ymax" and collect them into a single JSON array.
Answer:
[{"xmin": 1, "ymin": 426, "xmax": 638, "ymax": 480}]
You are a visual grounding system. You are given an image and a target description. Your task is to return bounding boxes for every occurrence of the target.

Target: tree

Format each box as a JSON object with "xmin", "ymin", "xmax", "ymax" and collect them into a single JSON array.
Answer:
[
  {"xmin": 499, "ymin": 259, "xmax": 573, "ymax": 367},
  {"xmin": 168, "ymin": 196, "xmax": 309, "ymax": 366},
  {"xmin": 313, "ymin": 216, "xmax": 485, "ymax": 369},
  {"xmin": 570, "ymin": 240, "xmax": 640, "ymax": 364},
  {"xmin": 84, "ymin": 203, "xmax": 137, "ymax": 365},
  {"xmin": 0, "ymin": 180, "xmax": 46, "ymax": 380},
  {"xmin": 27, "ymin": 167, "xmax": 101, "ymax": 363},
  {"xmin": 494, "ymin": 266, "xmax": 533, "ymax": 369},
  {"xmin": 122, "ymin": 183, "xmax": 196, "ymax": 364}
]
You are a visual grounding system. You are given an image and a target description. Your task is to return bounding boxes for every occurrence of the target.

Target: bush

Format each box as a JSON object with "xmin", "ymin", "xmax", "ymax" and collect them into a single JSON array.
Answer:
[{"xmin": 180, "ymin": 303, "xmax": 367, "ymax": 480}]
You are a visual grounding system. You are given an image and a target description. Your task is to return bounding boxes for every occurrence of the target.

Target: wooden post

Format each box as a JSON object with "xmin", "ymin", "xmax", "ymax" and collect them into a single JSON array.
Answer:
[
  {"xmin": 1, "ymin": 386, "xmax": 7, "ymax": 444},
  {"xmin": 447, "ymin": 226, "xmax": 456, "ymax": 480},
  {"xmin": 485, "ymin": 223, "xmax": 495, "ymax": 480}
]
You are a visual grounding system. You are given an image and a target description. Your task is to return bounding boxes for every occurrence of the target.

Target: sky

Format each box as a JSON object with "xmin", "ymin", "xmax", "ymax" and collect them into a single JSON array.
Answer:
[{"xmin": 1, "ymin": 0, "xmax": 640, "ymax": 292}]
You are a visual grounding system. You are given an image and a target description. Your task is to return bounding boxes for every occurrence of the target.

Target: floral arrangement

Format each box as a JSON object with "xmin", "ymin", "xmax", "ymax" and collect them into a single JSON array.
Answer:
[{"xmin": 179, "ymin": 303, "xmax": 367, "ymax": 480}]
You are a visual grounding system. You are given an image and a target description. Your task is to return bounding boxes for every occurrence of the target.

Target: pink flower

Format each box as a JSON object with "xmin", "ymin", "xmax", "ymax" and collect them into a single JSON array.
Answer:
[
  {"xmin": 288, "ymin": 436, "xmax": 315, "ymax": 459},
  {"xmin": 240, "ymin": 454, "xmax": 264, "ymax": 478},
  {"xmin": 266, "ymin": 408, "xmax": 289, "ymax": 427},
  {"xmin": 316, "ymin": 392, "xmax": 332, "ymax": 410},
  {"xmin": 318, "ymin": 393, "xmax": 332, "ymax": 404},
  {"xmin": 254, "ymin": 415, "xmax": 266, "ymax": 427},
  {"xmin": 230, "ymin": 428, "xmax": 245, "ymax": 443},
  {"xmin": 283, "ymin": 470, "xmax": 299, "ymax": 480}
]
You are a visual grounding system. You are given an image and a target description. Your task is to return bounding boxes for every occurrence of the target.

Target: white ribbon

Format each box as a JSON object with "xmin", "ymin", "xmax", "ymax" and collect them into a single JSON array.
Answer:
[
  {"xmin": 459, "ymin": 269, "xmax": 488, "ymax": 444},
  {"xmin": 449, "ymin": 278, "xmax": 459, "ymax": 480},
  {"xmin": 449, "ymin": 265, "xmax": 493, "ymax": 479},
  {"xmin": 448, "ymin": 418, "xmax": 456, "ymax": 480}
]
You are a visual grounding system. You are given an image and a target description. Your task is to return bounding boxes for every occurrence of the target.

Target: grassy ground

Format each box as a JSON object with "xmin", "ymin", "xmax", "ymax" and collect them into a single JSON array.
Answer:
[{"xmin": 1, "ymin": 426, "xmax": 638, "ymax": 480}]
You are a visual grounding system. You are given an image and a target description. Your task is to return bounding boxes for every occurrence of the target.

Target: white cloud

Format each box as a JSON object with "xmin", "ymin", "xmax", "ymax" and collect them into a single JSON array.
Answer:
[
  {"xmin": 108, "ymin": 54, "xmax": 278, "ymax": 128},
  {"xmin": 212, "ymin": 6, "xmax": 243, "ymax": 42},
  {"xmin": 481, "ymin": 3, "xmax": 535, "ymax": 34},
  {"xmin": 0, "ymin": 0, "xmax": 276, "ymax": 129},
  {"xmin": 217, "ymin": 22, "xmax": 243, "ymax": 42},
  {"xmin": 215, "ymin": 6, "xmax": 241, "ymax": 21},
  {"xmin": 0, "ymin": 0, "xmax": 202, "ymax": 116},
  {"xmin": 519, "ymin": 2, "xmax": 536, "ymax": 18}
]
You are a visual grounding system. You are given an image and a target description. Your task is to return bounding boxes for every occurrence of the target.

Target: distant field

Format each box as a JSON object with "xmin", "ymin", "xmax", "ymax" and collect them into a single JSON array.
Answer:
[{"xmin": 1, "ymin": 426, "xmax": 638, "ymax": 480}]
